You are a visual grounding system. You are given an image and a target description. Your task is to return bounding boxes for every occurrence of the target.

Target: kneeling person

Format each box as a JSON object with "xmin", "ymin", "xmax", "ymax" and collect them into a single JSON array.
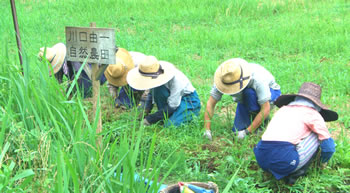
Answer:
[
  {"xmin": 104, "ymin": 48, "xmax": 148, "ymax": 109},
  {"xmin": 127, "ymin": 56, "xmax": 201, "ymax": 127},
  {"xmin": 203, "ymin": 58, "xmax": 281, "ymax": 140},
  {"xmin": 38, "ymin": 43, "xmax": 106, "ymax": 98}
]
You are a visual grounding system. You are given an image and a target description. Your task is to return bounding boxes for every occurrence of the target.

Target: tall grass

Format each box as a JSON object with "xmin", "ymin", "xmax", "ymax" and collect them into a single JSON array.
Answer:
[{"xmin": 0, "ymin": 45, "xmax": 176, "ymax": 192}]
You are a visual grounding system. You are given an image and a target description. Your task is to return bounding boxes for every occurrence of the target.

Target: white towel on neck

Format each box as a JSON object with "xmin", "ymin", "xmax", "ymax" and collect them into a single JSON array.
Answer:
[{"xmin": 288, "ymin": 96, "xmax": 321, "ymax": 112}]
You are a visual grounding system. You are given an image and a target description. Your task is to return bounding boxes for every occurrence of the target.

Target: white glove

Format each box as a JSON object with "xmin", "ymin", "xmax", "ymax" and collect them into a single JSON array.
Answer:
[
  {"xmin": 108, "ymin": 84, "xmax": 118, "ymax": 98},
  {"xmin": 203, "ymin": 130, "xmax": 212, "ymax": 140},
  {"xmin": 143, "ymin": 118, "xmax": 150, "ymax": 126},
  {"xmin": 237, "ymin": 129, "xmax": 249, "ymax": 140}
]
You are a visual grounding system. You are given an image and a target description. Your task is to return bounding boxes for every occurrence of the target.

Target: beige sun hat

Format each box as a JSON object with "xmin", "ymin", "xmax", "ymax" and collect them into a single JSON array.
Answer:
[
  {"xmin": 104, "ymin": 48, "xmax": 135, "ymax": 87},
  {"xmin": 126, "ymin": 55, "xmax": 175, "ymax": 90},
  {"xmin": 38, "ymin": 43, "xmax": 67, "ymax": 75},
  {"xmin": 214, "ymin": 58, "xmax": 252, "ymax": 95}
]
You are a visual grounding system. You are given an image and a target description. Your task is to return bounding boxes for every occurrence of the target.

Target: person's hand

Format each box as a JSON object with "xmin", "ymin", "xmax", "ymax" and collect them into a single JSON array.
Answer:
[
  {"xmin": 143, "ymin": 118, "xmax": 150, "ymax": 126},
  {"xmin": 108, "ymin": 85, "xmax": 118, "ymax": 98},
  {"xmin": 203, "ymin": 130, "xmax": 212, "ymax": 140},
  {"xmin": 137, "ymin": 111, "xmax": 146, "ymax": 120},
  {"xmin": 237, "ymin": 129, "xmax": 249, "ymax": 140},
  {"xmin": 137, "ymin": 109, "xmax": 150, "ymax": 121}
]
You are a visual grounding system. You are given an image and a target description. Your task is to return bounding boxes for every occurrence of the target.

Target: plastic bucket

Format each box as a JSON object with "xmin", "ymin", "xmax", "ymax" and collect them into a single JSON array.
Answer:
[{"xmin": 159, "ymin": 181, "xmax": 219, "ymax": 193}]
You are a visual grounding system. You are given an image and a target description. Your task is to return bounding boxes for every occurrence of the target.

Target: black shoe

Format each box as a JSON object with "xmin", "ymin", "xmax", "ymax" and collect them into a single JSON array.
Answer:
[
  {"xmin": 283, "ymin": 151, "xmax": 316, "ymax": 185},
  {"xmin": 283, "ymin": 167, "xmax": 308, "ymax": 185}
]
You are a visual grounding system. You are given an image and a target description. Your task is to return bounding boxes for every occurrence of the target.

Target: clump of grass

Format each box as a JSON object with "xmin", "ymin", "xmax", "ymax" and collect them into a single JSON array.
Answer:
[{"xmin": 0, "ymin": 47, "xmax": 177, "ymax": 192}]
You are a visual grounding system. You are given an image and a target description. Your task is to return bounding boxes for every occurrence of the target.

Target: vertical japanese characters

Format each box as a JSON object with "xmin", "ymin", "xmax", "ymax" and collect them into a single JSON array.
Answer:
[{"xmin": 65, "ymin": 26, "xmax": 115, "ymax": 65}]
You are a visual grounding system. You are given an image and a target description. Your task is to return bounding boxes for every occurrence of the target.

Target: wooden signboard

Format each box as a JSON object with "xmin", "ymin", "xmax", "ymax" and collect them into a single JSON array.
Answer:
[{"xmin": 65, "ymin": 26, "xmax": 115, "ymax": 65}]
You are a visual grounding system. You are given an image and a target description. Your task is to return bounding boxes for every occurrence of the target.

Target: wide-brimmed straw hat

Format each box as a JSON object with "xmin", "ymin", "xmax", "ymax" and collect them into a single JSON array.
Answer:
[
  {"xmin": 126, "ymin": 55, "xmax": 175, "ymax": 90},
  {"xmin": 214, "ymin": 58, "xmax": 252, "ymax": 95},
  {"xmin": 38, "ymin": 43, "xmax": 66, "ymax": 75},
  {"xmin": 275, "ymin": 82, "xmax": 338, "ymax": 122},
  {"xmin": 104, "ymin": 48, "xmax": 134, "ymax": 87}
]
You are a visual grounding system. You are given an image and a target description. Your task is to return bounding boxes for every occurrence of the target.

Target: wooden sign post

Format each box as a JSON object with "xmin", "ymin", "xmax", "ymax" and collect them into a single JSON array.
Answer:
[
  {"xmin": 90, "ymin": 22, "xmax": 102, "ymax": 145},
  {"xmin": 10, "ymin": 0, "xmax": 23, "ymax": 70},
  {"xmin": 65, "ymin": 23, "xmax": 115, "ymax": 147}
]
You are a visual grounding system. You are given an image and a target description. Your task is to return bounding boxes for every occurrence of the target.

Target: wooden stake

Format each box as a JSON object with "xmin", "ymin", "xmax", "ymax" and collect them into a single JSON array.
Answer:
[{"xmin": 90, "ymin": 22, "xmax": 102, "ymax": 147}]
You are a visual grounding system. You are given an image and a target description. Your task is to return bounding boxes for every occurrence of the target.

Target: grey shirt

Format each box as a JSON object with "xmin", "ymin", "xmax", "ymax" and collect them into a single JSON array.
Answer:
[
  {"xmin": 210, "ymin": 63, "xmax": 280, "ymax": 105},
  {"xmin": 152, "ymin": 65, "xmax": 195, "ymax": 109}
]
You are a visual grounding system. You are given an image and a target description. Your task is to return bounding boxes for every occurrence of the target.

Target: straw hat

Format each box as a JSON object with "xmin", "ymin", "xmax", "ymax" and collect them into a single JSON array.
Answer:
[
  {"xmin": 38, "ymin": 43, "xmax": 66, "ymax": 75},
  {"xmin": 214, "ymin": 58, "xmax": 252, "ymax": 95},
  {"xmin": 104, "ymin": 48, "xmax": 134, "ymax": 87},
  {"xmin": 275, "ymin": 82, "xmax": 338, "ymax": 122},
  {"xmin": 126, "ymin": 55, "xmax": 175, "ymax": 90}
]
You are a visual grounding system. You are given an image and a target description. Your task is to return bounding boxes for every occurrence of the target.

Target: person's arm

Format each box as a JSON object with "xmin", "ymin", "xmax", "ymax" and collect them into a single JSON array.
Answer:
[
  {"xmin": 305, "ymin": 111, "xmax": 335, "ymax": 165},
  {"xmin": 320, "ymin": 138, "xmax": 336, "ymax": 163},
  {"xmin": 107, "ymin": 83, "xmax": 118, "ymax": 98},
  {"xmin": 247, "ymin": 101, "xmax": 270, "ymax": 133},
  {"xmin": 203, "ymin": 96, "xmax": 218, "ymax": 140},
  {"xmin": 144, "ymin": 91, "xmax": 153, "ymax": 114},
  {"xmin": 99, "ymin": 72, "xmax": 107, "ymax": 85},
  {"xmin": 145, "ymin": 104, "xmax": 176, "ymax": 124},
  {"xmin": 204, "ymin": 96, "xmax": 218, "ymax": 131},
  {"xmin": 66, "ymin": 61, "xmax": 75, "ymax": 80},
  {"xmin": 54, "ymin": 69, "xmax": 64, "ymax": 84}
]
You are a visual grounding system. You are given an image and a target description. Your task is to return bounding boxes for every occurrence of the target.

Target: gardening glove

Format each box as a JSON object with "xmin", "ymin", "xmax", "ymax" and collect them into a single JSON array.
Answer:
[
  {"xmin": 237, "ymin": 129, "xmax": 249, "ymax": 140},
  {"xmin": 107, "ymin": 84, "xmax": 118, "ymax": 98},
  {"xmin": 145, "ymin": 105, "xmax": 176, "ymax": 124},
  {"xmin": 203, "ymin": 130, "xmax": 212, "ymax": 141},
  {"xmin": 143, "ymin": 118, "xmax": 150, "ymax": 126},
  {"xmin": 320, "ymin": 138, "xmax": 336, "ymax": 163},
  {"xmin": 321, "ymin": 162, "xmax": 328, "ymax": 170},
  {"xmin": 137, "ymin": 109, "xmax": 150, "ymax": 121}
]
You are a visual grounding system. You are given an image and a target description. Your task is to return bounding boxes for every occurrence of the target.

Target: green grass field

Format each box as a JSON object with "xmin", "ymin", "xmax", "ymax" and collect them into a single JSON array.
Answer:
[{"xmin": 1, "ymin": 0, "xmax": 349, "ymax": 192}]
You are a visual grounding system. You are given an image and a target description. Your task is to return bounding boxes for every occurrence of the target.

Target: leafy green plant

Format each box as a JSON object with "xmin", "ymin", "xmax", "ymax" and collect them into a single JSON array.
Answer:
[{"xmin": 0, "ymin": 143, "xmax": 35, "ymax": 192}]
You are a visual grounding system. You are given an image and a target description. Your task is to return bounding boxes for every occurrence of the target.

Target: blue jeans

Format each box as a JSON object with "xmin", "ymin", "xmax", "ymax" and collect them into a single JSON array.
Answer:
[
  {"xmin": 232, "ymin": 88, "xmax": 281, "ymax": 132},
  {"xmin": 152, "ymin": 86, "xmax": 201, "ymax": 127}
]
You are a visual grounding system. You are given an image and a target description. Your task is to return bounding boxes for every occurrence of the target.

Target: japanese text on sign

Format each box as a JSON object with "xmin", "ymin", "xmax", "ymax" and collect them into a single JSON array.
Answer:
[{"xmin": 65, "ymin": 26, "xmax": 116, "ymax": 65}]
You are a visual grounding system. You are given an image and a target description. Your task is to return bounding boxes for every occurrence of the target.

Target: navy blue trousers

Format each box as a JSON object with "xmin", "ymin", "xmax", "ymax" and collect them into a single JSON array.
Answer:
[{"xmin": 232, "ymin": 88, "xmax": 281, "ymax": 132}]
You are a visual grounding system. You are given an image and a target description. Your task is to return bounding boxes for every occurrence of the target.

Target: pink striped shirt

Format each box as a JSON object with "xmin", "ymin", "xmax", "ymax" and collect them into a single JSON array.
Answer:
[{"xmin": 262, "ymin": 105, "xmax": 331, "ymax": 144}]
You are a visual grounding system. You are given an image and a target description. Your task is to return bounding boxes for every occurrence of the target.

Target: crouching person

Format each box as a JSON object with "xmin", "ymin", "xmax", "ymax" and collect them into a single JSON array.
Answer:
[
  {"xmin": 104, "ymin": 48, "xmax": 148, "ymax": 109},
  {"xmin": 38, "ymin": 43, "xmax": 106, "ymax": 98},
  {"xmin": 127, "ymin": 55, "xmax": 201, "ymax": 127},
  {"xmin": 253, "ymin": 82, "xmax": 338, "ymax": 185},
  {"xmin": 203, "ymin": 58, "xmax": 281, "ymax": 140}
]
